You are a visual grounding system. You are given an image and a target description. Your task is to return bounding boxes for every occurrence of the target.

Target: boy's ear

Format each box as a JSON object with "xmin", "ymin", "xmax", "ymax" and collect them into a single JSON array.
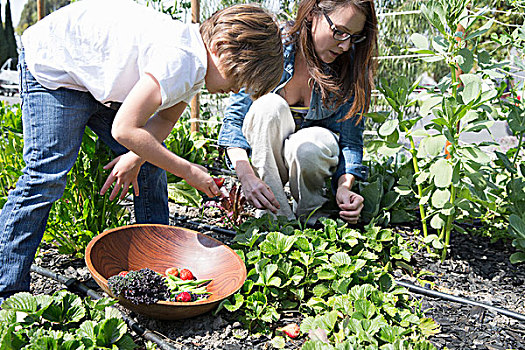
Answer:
[{"xmin": 209, "ymin": 41, "xmax": 224, "ymax": 55}]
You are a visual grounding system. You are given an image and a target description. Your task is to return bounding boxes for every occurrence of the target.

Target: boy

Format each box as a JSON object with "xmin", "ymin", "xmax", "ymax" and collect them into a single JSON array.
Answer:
[{"xmin": 0, "ymin": 0, "xmax": 283, "ymax": 304}]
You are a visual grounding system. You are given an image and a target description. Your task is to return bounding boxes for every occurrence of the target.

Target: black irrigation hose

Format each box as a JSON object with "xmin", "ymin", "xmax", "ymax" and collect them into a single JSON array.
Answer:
[
  {"xmin": 171, "ymin": 214, "xmax": 237, "ymax": 236},
  {"xmin": 30, "ymin": 265, "xmax": 177, "ymax": 350},
  {"xmin": 396, "ymin": 279, "xmax": 525, "ymax": 323}
]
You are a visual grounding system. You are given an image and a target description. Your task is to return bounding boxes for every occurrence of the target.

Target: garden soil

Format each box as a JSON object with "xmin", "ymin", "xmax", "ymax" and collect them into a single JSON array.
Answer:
[{"xmin": 30, "ymin": 201, "xmax": 525, "ymax": 350}]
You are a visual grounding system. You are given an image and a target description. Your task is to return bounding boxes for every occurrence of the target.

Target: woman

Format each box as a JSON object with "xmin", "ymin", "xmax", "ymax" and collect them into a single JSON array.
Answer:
[{"xmin": 218, "ymin": 0, "xmax": 378, "ymax": 224}]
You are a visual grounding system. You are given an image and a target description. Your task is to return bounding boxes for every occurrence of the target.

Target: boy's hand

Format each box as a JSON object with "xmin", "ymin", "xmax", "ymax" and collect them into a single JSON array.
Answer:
[
  {"xmin": 336, "ymin": 186, "xmax": 364, "ymax": 224},
  {"xmin": 239, "ymin": 173, "xmax": 280, "ymax": 214},
  {"xmin": 184, "ymin": 163, "xmax": 221, "ymax": 198},
  {"xmin": 100, "ymin": 152, "xmax": 144, "ymax": 201}
]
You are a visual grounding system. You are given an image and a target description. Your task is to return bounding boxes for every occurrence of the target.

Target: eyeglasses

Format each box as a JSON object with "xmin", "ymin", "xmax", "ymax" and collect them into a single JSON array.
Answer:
[{"xmin": 323, "ymin": 12, "xmax": 366, "ymax": 44}]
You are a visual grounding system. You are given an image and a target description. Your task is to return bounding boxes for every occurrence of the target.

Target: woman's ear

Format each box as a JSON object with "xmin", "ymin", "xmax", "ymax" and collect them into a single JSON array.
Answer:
[{"xmin": 306, "ymin": 10, "xmax": 313, "ymax": 21}]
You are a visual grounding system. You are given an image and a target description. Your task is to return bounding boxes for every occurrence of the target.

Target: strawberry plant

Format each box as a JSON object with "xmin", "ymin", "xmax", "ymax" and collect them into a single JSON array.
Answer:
[
  {"xmin": 0, "ymin": 291, "xmax": 137, "ymax": 349},
  {"xmin": 216, "ymin": 215, "xmax": 436, "ymax": 348}
]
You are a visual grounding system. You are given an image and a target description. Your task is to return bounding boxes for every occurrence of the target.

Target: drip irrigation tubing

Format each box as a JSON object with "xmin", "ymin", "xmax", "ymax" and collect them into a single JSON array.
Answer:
[
  {"xmin": 171, "ymin": 214, "xmax": 237, "ymax": 236},
  {"xmin": 395, "ymin": 280, "xmax": 525, "ymax": 323},
  {"xmin": 30, "ymin": 265, "xmax": 177, "ymax": 350}
]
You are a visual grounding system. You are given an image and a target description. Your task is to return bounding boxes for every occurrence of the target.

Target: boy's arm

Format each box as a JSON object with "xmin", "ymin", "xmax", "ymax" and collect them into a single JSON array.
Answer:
[{"xmin": 109, "ymin": 73, "xmax": 220, "ymax": 198}]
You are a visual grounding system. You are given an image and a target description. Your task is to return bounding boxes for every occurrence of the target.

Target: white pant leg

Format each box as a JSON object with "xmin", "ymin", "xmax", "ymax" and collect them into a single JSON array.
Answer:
[
  {"xmin": 283, "ymin": 127, "xmax": 340, "ymax": 219},
  {"xmin": 242, "ymin": 93, "xmax": 296, "ymax": 219}
]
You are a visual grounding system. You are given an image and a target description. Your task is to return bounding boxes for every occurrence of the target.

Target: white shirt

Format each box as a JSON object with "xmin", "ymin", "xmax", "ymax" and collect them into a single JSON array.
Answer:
[{"xmin": 21, "ymin": 0, "xmax": 207, "ymax": 110}]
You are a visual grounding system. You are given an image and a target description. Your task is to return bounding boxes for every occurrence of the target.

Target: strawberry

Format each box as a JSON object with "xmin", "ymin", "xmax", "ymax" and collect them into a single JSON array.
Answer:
[
  {"xmin": 118, "ymin": 270, "xmax": 128, "ymax": 277},
  {"xmin": 175, "ymin": 292, "xmax": 191, "ymax": 302},
  {"xmin": 280, "ymin": 323, "xmax": 300, "ymax": 339},
  {"xmin": 179, "ymin": 268, "xmax": 194, "ymax": 281},
  {"xmin": 165, "ymin": 267, "xmax": 179, "ymax": 277},
  {"xmin": 213, "ymin": 177, "xmax": 225, "ymax": 188}
]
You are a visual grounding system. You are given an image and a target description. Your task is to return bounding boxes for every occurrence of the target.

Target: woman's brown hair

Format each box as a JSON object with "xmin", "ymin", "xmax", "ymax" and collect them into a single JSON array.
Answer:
[{"xmin": 287, "ymin": 0, "xmax": 378, "ymax": 122}]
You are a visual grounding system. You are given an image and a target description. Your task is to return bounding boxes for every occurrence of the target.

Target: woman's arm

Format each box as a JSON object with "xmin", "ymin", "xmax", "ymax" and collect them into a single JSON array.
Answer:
[{"xmin": 226, "ymin": 147, "xmax": 280, "ymax": 213}]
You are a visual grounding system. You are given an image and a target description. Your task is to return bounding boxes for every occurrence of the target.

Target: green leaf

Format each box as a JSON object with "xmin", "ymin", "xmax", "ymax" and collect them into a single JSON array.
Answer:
[
  {"xmin": 418, "ymin": 317, "xmax": 440, "ymax": 336},
  {"xmin": 510, "ymin": 252, "xmax": 525, "ymax": 264},
  {"xmin": 410, "ymin": 33, "xmax": 429, "ymax": 49},
  {"xmin": 459, "ymin": 74, "xmax": 482, "ymax": 104},
  {"xmin": 419, "ymin": 96, "xmax": 442, "ymax": 117},
  {"xmin": 316, "ymin": 311, "xmax": 338, "ymax": 332},
  {"xmin": 330, "ymin": 252, "xmax": 352, "ymax": 266},
  {"xmin": 349, "ymin": 284, "xmax": 374, "ymax": 300},
  {"xmin": 220, "ymin": 294, "xmax": 244, "ymax": 313},
  {"xmin": 378, "ymin": 273, "xmax": 394, "ymax": 292},
  {"xmin": 430, "ymin": 159, "xmax": 452, "ymax": 188},
  {"xmin": 430, "ymin": 214, "xmax": 445, "ymax": 229},
  {"xmin": 271, "ymin": 336, "xmax": 286, "ymax": 349},
  {"xmin": 465, "ymin": 19, "xmax": 494, "ymax": 41},
  {"xmin": 0, "ymin": 292, "xmax": 38, "ymax": 313},
  {"xmin": 259, "ymin": 232, "xmax": 296, "ymax": 255},
  {"xmin": 313, "ymin": 284, "xmax": 331, "ymax": 298},
  {"xmin": 167, "ymin": 181, "xmax": 202, "ymax": 207},
  {"xmin": 458, "ymin": 146, "xmax": 491, "ymax": 165},
  {"xmin": 115, "ymin": 334, "xmax": 137, "ymax": 350},
  {"xmin": 77, "ymin": 320, "xmax": 97, "ymax": 341},
  {"xmin": 379, "ymin": 119, "xmax": 399, "ymax": 137},
  {"xmin": 495, "ymin": 152, "xmax": 517, "ymax": 174},
  {"xmin": 419, "ymin": 135, "xmax": 447, "ymax": 157},
  {"xmin": 354, "ymin": 299, "xmax": 376, "ymax": 319},
  {"xmin": 96, "ymin": 318, "xmax": 126, "ymax": 346},
  {"xmin": 456, "ymin": 48, "xmax": 474, "ymax": 73},
  {"xmin": 381, "ymin": 191, "xmax": 400, "ymax": 211},
  {"xmin": 509, "ymin": 215, "xmax": 525, "ymax": 238},
  {"xmin": 431, "ymin": 189, "xmax": 451, "ymax": 209}
]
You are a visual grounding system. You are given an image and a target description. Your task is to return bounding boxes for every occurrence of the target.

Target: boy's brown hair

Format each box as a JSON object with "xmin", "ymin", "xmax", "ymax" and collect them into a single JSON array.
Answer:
[{"xmin": 200, "ymin": 4, "xmax": 284, "ymax": 99}]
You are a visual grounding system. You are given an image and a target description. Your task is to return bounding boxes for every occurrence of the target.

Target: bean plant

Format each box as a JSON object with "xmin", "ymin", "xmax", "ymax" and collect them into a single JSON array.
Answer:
[{"xmin": 399, "ymin": 0, "xmax": 509, "ymax": 260}]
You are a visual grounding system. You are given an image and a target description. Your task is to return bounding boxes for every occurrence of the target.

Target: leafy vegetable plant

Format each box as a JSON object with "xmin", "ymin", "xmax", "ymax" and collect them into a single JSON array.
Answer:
[{"xmin": 0, "ymin": 291, "xmax": 137, "ymax": 349}]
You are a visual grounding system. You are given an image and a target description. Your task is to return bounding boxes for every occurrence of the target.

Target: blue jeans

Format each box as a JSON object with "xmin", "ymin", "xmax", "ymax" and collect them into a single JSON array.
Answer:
[{"xmin": 0, "ymin": 51, "xmax": 168, "ymax": 303}]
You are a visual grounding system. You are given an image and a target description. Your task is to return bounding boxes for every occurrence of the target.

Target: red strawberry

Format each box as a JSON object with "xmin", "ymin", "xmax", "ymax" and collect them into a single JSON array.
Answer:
[
  {"xmin": 213, "ymin": 177, "xmax": 225, "ymax": 188},
  {"xmin": 280, "ymin": 323, "xmax": 300, "ymax": 339},
  {"xmin": 118, "ymin": 270, "xmax": 128, "ymax": 277},
  {"xmin": 165, "ymin": 267, "xmax": 179, "ymax": 277},
  {"xmin": 175, "ymin": 292, "xmax": 191, "ymax": 302},
  {"xmin": 179, "ymin": 268, "xmax": 194, "ymax": 281}
]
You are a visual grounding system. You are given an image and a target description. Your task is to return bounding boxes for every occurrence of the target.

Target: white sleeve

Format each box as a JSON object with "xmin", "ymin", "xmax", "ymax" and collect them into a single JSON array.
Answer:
[{"xmin": 142, "ymin": 47, "xmax": 206, "ymax": 110}]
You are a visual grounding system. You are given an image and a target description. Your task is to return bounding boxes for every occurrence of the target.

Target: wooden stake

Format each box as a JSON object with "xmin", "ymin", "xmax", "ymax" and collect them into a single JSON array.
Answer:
[
  {"xmin": 190, "ymin": 0, "xmax": 201, "ymax": 133},
  {"xmin": 37, "ymin": 0, "xmax": 45, "ymax": 20}
]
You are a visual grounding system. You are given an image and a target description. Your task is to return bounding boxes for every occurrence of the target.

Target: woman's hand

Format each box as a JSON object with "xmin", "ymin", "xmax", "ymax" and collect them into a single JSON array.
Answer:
[
  {"xmin": 238, "ymin": 173, "xmax": 280, "ymax": 214},
  {"xmin": 100, "ymin": 152, "xmax": 144, "ymax": 201},
  {"xmin": 336, "ymin": 184, "xmax": 364, "ymax": 224}
]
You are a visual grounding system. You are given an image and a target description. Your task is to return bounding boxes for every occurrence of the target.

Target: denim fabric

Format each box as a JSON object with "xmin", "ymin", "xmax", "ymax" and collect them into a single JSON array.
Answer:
[
  {"xmin": 0, "ymin": 51, "xmax": 168, "ymax": 298},
  {"xmin": 218, "ymin": 40, "xmax": 369, "ymax": 188}
]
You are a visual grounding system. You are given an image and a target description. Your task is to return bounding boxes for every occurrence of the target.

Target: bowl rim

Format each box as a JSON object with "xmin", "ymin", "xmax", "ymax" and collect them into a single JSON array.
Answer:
[{"xmin": 85, "ymin": 223, "xmax": 247, "ymax": 306}]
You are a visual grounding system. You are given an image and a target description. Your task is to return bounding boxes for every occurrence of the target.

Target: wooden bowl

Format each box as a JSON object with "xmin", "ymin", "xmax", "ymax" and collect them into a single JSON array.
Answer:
[{"xmin": 85, "ymin": 224, "xmax": 246, "ymax": 320}]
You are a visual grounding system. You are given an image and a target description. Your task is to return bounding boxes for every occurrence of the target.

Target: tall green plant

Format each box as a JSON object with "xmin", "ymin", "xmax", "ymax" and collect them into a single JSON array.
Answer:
[
  {"xmin": 368, "ymin": 77, "xmax": 431, "ymax": 239},
  {"xmin": 45, "ymin": 129, "xmax": 129, "ymax": 257},
  {"xmin": 409, "ymin": 0, "xmax": 504, "ymax": 260},
  {"xmin": 0, "ymin": 102, "xmax": 24, "ymax": 207}
]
